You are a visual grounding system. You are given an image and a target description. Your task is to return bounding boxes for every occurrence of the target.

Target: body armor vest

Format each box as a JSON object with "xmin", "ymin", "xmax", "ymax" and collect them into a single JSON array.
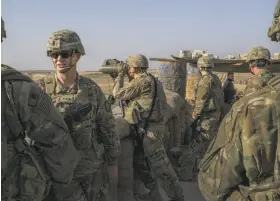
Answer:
[{"xmin": 41, "ymin": 74, "xmax": 105, "ymax": 177}]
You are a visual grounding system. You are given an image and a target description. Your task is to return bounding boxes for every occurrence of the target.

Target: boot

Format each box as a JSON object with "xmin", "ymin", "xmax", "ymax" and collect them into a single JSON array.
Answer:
[{"xmin": 135, "ymin": 184, "xmax": 164, "ymax": 201}]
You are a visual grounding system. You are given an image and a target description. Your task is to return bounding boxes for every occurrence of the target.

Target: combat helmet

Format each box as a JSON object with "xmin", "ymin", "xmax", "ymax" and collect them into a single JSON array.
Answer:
[
  {"xmin": 246, "ymin": 46, "xmax": 271, "ymax": 68},
  {"xmin": 47, "ymin": 29, "xmax": 85, "ymax": 56},
  {"xmin": 268, "ymin": 0, "xmax": 280, "ymax": 42},
  {"xmin": 1, "ymin": 17, "xmax": 7, "ymax": 42},
  {"xmin": 197, "ymin": 56, "xmax": 214, "ymax": 69},
  {"xmin": 126, "ymin": 54, "xmax": 149, "ymax": 69}
]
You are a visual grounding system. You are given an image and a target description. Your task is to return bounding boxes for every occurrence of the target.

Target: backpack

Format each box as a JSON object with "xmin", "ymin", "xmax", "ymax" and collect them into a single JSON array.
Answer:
[
  {"xmin": 1, "ymin": 65, "xmax": 51, "ymax": 200},
  {"xmin": 199, "ymin": 75, "xmax": 280, "ymax": 201}
]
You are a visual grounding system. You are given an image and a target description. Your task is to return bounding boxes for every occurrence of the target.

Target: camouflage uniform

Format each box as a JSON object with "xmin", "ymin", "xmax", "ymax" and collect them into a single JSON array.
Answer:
[
  {"xmin": 268, "ymin": 0, "xmax": 280, "ymax": 42},
  {"xmin": 198, "ymin": 47, "xmax": 280, "ymax": 201},
  {"xmin": 37, "ymin": 30, "xmax": 120, "ymax": 201},
  {"xmin": 113, "ymin": 54, "xmax": 184, "ymax": 201},
  {"xmin": 111, "ymin": 105, "xmax": 137, "ymax": 201},
  {"xmin": 1, "ymin": 20, "xmax": 78, "ymax": 201},
  {"xmin": 185, "ymin": 56, "xmax": 224, "ymax": 181}
]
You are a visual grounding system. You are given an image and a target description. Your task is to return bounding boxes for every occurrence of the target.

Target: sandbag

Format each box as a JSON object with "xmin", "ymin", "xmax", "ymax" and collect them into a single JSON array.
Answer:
[
  {"xmin": 158, "ymin": 60, "xmax": 186, "ymax": 98},
  {"xmin": 185, "ymin": 74, "xmax": 201, "ymax": 101}
]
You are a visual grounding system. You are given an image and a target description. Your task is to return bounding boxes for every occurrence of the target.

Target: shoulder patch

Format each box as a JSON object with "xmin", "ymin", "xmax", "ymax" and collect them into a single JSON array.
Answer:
[
  {"xmin": 37, "ymin": 90, "xmax": 52, "ymax": 113},
  {"xmin": 105, "ymin": 101, "xmax": 112, "ymax": 112}
]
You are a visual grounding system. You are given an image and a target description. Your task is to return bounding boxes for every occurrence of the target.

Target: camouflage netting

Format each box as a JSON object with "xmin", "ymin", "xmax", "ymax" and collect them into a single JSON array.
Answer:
[{"xmin": 157, "ymin": 60, "xmax": 186, "ymax": 98}]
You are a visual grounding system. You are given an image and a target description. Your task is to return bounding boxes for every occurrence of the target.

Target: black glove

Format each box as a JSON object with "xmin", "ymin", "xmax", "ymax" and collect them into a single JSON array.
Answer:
[{"xmin": 117, "ymin": 61, "xmax": 129, "ymax": 76}]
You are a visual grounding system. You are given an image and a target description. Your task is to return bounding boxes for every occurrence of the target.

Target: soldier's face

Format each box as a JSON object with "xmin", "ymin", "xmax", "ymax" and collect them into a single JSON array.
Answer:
[
  {"xmin": 51, "ymin": 51, "xmax": 80, "ymax": 73},
  {"xmin": 129, "ymin": 67, "xmax": 136, "ymax": 78}
]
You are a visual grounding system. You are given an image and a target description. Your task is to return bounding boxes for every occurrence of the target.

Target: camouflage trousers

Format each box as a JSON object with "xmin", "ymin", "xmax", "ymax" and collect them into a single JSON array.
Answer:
[
  {"xmin": 179, "ymin": 116, "xmax": 219, "ymax": 181},
  {"xmin": 118, "ymin": 137, "xmax": 137, "ymax": 201},
  {"xmin": 44, "ymin": 169, "xmax": 109, "ymax": 201},
  {"xmin": 133, "ymin": 122, "xmax": 184, "ymax": 201}
]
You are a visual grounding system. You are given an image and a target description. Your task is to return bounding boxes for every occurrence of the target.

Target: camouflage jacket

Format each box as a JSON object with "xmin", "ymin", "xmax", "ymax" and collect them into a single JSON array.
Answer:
[
  {"xmin": 268, "ymin": 0, "xmax": 280, "ymax": 42},
  {"xmin": 2, "ymin": 65, "xmax": 78, "ymax": 199},
  {"xmin": 244, "ymin": 70, "xmax": 275, "ymax": 96},
  {"xmin": 198, "ymin": 74, "xmax": 280, "ymax": 201},
  {"xmin": 37, "ymin": 73, "xmax": 120, "ymax": 176},
  {"xmin": 193, "ymin": 72, "xmax": 224, "ymax": 119},
  {"xmin": 164, "ymin": 89, "xmax": 187, "ymax": 148},
  {"xmin": 113, "ymin": 73, "xmax": 166, "ymax": 124}
]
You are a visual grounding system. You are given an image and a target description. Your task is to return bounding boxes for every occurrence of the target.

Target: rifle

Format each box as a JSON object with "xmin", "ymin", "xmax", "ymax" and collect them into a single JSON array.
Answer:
[
  {"xmin": 63, "ymin": 103, "xmax": 93, "ymax": 133},
  {"xmin": 189, "ymin": 115, "xmax": 200, "ymax": 147},
  {"xmin": 119, "ymin": 100, "xmax": 128, "ymax": 118}
]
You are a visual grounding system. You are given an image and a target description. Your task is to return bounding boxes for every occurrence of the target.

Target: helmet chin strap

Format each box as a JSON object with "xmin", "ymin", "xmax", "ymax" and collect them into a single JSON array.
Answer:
[{"xmin": 53, "ymin": 59, "xmax": 74, "ymax": 74}]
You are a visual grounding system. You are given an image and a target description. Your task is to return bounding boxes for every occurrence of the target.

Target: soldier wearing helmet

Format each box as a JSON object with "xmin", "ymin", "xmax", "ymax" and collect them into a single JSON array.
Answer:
[
  {"xmin": 268, "ymin": 0, "xmax": 280, "ymax": 42},
  {"xmin": 36, "ymin": 29, "xmax": 120, "ymax": 201},
  {"xmin": 198, "ymin": 46, "xmax": 280, "ymax": 200},
  {"xmin": 186, "ymin": 56, "xmax": 224, "ymax": 181},
  {"xmin": 244, "ymin": 46, "xmax": 274, "ymax": 93},
  {"xmin": 112, "ymin": 54, "xmax": 185, "ymax": 201},
  {"xmin": 1, "ymin": 19, "xmax": 78, "ymax": 200}
]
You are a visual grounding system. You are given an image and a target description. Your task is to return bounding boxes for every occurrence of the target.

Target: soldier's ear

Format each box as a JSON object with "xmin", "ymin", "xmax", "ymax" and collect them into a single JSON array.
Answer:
[{"xmin": 72, "ymin": 54, "xmax": 81, "ymax": 63}]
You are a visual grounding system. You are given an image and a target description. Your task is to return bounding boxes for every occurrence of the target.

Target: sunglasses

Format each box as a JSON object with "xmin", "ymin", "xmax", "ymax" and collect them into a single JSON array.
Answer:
[{"xmin": 50, "ymin": 51, "xmax": 73, "ymax": 59}]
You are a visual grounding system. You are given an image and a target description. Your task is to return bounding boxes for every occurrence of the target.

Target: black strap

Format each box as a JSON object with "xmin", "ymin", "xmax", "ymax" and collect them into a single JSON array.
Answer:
[{"xmin": 141, "ymin": 73, "xmax": 158, "ymax": 135}]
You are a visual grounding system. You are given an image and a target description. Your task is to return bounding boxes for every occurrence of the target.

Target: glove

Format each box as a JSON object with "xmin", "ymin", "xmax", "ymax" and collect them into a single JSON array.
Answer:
[{"xmin": 117, "ymin": 61, "xmax": 129, "ymax": 76}]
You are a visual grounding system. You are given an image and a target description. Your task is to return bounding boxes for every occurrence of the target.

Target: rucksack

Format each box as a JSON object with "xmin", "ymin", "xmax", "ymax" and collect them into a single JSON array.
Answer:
[
  {"xmin": 1, "ymin": 65, "xmax": 51, "ymax": 200},
  {"xmin": 198, "ymin": 75, "xmax": 280, "ymax": 201}
]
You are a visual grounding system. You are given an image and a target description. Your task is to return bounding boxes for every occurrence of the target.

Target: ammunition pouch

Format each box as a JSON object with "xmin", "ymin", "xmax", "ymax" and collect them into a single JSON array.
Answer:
[
  {"xmin": 227, "ymin": 184, "xmax": 280, "ymax": 201},
  {"xmin": 124, "ymin": 101, "xmax": 142, "ymax": 124}
]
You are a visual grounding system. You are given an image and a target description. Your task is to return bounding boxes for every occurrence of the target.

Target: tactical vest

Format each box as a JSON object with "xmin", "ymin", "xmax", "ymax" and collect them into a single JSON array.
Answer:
[
  {"xmin": 201, "ymin": 73, "xmax": 224, "ymax": 114},
  {"xmin": 41, "ymin": 74, "xmax": 105, "ymax": 177},
  {"xmin": 199, "ymin": 75, "xmax": 280, "ymax": 201},
  {"xmin": 1, "ymin": 64, "xmax": 51, "ymax": 200},
  {"xmin": 124, "ymin": 74, "xmax": 166, "ymax": 125}
]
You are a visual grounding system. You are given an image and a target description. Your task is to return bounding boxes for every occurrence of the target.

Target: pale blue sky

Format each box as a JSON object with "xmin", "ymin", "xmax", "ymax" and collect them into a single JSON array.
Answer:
[{"xmin": 2, "ymin": 0, "xmax": 279, "ymax": 71}]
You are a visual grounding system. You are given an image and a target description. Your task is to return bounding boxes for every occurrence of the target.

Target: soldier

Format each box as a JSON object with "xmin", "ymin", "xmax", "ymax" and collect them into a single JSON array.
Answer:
[
  {"xmin": 1, "ymin": 18, "xmax": 79, "ymax": 201},
  {"xmin": 198, "ymin": 46, "xmax": 280, "ymax": 200},
  {"xmin": 186, "ymin": 56, "xmax": 224, "ymax": 181},
  {"xmin": 36, "ymin": 29, "xmax": 121, "ymax": 201},
  {"xmin": 221, "ymin": 72, "xmax": 237, "ymax": 117},
  {"xmin": 112, "ymin": 54, "xmax": 185, "ymax": 201},
  {"xmin": 268, "ymin": 0, "xmax": 280, "ymax": 42}
]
